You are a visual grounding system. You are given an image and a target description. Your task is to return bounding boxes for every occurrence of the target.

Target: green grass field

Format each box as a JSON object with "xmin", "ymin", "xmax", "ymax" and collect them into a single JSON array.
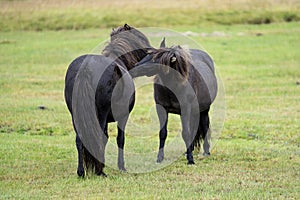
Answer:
[{"xmin": 0, "ymin": 0, "xmax": 300, "ymax": 199}]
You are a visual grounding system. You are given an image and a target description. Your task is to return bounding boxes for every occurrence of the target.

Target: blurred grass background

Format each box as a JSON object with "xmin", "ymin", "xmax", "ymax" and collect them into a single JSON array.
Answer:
[{"xmin": 1, "ymin": 0, "xmax": 300, "ymax": 31}]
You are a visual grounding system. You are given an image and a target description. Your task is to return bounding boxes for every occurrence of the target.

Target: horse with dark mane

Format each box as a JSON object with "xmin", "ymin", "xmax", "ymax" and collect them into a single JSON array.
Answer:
[
  {"xmin": 64, "ymin": 24, "xmax": 151, "ymax": 177},
  {"xmin": 131, "ymin": 39, "xmax": 217, "ymax": 164}
]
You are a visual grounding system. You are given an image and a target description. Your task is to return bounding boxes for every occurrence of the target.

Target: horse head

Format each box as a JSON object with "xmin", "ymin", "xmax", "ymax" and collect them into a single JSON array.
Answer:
[
  {"xmin": 132, "ymin": 39, "xmax": 191, "ymax": 81},
  {"xmin": 110, "ymin": 24, "xmax": 131, "ymax": 36},
  {"xmin": 103, "ymin": 24, "xmax": 153, "ymax": 70}
]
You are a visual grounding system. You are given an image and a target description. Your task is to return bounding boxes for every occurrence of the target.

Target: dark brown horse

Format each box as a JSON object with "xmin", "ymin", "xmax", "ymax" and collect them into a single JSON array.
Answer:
[
  {"xmin": 131, "ymin": 39, "xmax": 217, "ymax": 164},
  {"xmin": 64, "ymin": 24, "xmax": 151, "ymax": 177}
]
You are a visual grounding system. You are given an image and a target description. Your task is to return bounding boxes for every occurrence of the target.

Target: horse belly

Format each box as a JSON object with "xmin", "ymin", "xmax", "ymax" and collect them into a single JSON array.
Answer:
[
  {"xmin": 156, "ymin": 94, "xmax": 181, "ymax": 115},
  {"xmin": 168, "ymin": 106, "xmax": 181, "ymax": 115}
]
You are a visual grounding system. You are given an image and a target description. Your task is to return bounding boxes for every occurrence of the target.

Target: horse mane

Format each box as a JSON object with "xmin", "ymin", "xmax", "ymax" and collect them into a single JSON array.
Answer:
[
  {"xmin": 154, "ymin": 45, "xmax": 191, "ymax": 81},
  {"xmin": 102, "ymin": 24, "xmax": 152, "ymax": 70}
]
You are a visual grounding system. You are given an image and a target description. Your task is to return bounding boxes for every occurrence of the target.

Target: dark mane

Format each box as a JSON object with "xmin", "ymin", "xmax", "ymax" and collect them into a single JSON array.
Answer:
[
  {"xmin": 103, "ymin": 24, "xmax": 152, "ymax": 70},
  {"xmin": 154, "ymin": 45, "xmax": 191, "ymax": 81}
]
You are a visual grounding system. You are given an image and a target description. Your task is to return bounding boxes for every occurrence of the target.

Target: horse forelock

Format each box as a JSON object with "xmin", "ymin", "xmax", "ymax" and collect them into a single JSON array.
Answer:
[{"xmin": 154, "ymin": 46, "xmax": 191, "ymax": 81}]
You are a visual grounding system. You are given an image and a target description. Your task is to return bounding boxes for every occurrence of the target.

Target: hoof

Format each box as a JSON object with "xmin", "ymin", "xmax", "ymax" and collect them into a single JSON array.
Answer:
[
  {"xmin": 156, "ymin": 157, "xmax": 164, "ymax": 163},
  {"xmin": 203, "ymin": 152, "xmax": 211, "ymax": 157},
  {"xmin": 157, "ymin": 151, "xmax": 164, "ymax": 163},
  {"xmin": 77, "ymin": 168, "xmax": 85, "ymax": 178},
  {"xmin": 96, "ymin": 171, "xmax": 107, "ymax": 177},
  {"xmin": 187, "ymin": 160, "xmax": 195, "ymax": 165},
  {"xmin": 119, "ymin": 167, "xmax": 127, "ymax": 172}
]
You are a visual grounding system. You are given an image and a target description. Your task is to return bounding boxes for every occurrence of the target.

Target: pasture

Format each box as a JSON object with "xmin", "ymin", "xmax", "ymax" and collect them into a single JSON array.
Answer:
[{"xmin": 0, "ymin": 0, "xmax": 299, "ymax": 199}]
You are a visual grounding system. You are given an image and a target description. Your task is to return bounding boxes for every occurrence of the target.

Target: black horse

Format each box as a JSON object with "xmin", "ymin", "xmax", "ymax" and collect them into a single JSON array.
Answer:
[
  {"xmin": 64, "ymin": 24, "xmax": 151, "ymax": 177},
  {"xmin": 131, "ymin": 39, "xmax": 217, "ymax": 164}
]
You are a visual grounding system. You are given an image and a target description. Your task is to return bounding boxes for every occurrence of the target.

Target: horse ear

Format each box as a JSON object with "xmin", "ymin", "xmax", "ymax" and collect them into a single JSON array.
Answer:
[
  {"xmin": 160, "ymin": 37, "xmax": 166, "ymax": 48},
  {"xmin": 171, "ymin": 56, "xmax": 177, "ymax": 63},
  {"xmin": 124, "ymin": 24, "xmax": 131, "ymax": 30}
]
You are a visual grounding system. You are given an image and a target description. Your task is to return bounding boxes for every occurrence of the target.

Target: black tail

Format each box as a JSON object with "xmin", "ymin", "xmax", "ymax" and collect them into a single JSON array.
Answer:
[
  {"xmin": 194, "ymin": 109, "xmax": 210, "ymax": 149},
  {"xmin": 194, "ymin": 127, "xmax": 203, "ymax": 149},
  {"xmin": 82, "ymin": 145, "xmax": 104, "ymax": 176}
]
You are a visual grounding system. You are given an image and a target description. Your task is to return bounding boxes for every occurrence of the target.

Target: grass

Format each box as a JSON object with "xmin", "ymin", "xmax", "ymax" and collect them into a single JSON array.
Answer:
[
  {"xmin": 1, "ymin": 135, "xmax": 299, "ymax": 199},
  {"xmin": 0, "ymin": 0, "xmax": 300, "ymax": 31},
  {"xmin": 0, "ymin": 0, "xmax": 300, "ymax": 199}
]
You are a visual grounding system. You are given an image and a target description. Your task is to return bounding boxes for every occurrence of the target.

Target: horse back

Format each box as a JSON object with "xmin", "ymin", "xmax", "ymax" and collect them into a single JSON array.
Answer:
[
  {"xmin": 190, "ymin": 49, "xmax": 215, "ymax": 73},
  {"xmin": 189, "ymin": 49, "xmax": 218, "ymax": 108}
]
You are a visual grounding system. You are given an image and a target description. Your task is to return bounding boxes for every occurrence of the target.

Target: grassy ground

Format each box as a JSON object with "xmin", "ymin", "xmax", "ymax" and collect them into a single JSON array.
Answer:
[
  {"xmin": 1, "ymin": 0, "xmax": 300, "ymax": 31},
  {"xmin": 0, "ymin": 0, "xmax": 300, "ymax": 199}
]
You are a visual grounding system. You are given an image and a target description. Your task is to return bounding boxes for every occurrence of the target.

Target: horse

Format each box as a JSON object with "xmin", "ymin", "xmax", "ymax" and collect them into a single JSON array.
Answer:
[
  {"xmin": 64, "ymin": 24, "xmax": 152, "ymax": 177},
  {"xmin": 130, "ymin": 39, "xmax": 218, "ymax": 164}
]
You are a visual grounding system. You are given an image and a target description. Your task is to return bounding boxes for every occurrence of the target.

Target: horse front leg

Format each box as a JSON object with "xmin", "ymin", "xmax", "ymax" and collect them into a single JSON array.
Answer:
[
  {"xmin": 117, "ymin": 116, "xmax": 128, "ymax": 171},
  {"xmin": 156, "ymin": 104, "xmax": 168, "ymax": 163},
  {"xmin": 181, "ymin": 106, "xmax": 195, "ymax": 165}
]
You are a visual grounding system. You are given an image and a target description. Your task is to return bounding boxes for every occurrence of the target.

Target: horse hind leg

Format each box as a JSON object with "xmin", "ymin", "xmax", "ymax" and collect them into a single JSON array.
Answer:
[
  {"xmin": 75, "ymin": 134, "xmax": 85, "ymax": 177},
  {"xmin": 181, "ymin": 107, "xmax": 195, "ymax": 165},
  {"xmin": 84, "ymin": 117, "xmax": 108, "ymax": 177},
  {"xmin": 95, "ymin": 161, "xmax": 106, "ymax": 177},
  {"xmin": 73, "ymin": 118, "xmax": 105, "ymax": 177},
  {"xmin": 182, "ymin": 131, "xmax": 195, "ymax": 165},
  {"xmin": 72, "ymin": 117, "xmax": 85, "ymax": 177},
  {"xmin": 117, "ymin": 116, "xmax": 128, "ymax": 171},
  {"xmin": 95, "ymin": 121, "xmax": 108, "ymax": 177},
  {"xmin": 201, "ymin": 109, "xmax": 211, "ymax": 156},
  {"xmin": 75, "ymin": 131, "xmax": 106, "ymax": 177}
]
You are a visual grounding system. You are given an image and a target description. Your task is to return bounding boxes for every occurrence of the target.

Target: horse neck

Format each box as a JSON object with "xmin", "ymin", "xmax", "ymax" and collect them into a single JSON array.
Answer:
[
  {"xmin": 107, "ymin": 52, "xmax": 141, "ymax": 71},
  {"xmin": 112, "ymin": 57, "xmax": 129, "ymax": 71}
]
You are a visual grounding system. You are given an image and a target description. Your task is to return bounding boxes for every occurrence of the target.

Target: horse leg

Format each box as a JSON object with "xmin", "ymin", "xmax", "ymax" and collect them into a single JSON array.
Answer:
[
  {"xmin": 117, "ymin": 116, "xmax": 128, "ymax": 171},
  {"xmin": 95, "ymin": 119, "xmax": 108, "ymax": 177},
  {"xmin": 156, "ymin": 104, "xmax": 168, "ymax": 163},
  {"xmin": 75, "ymin": 134, "xmax": 85, "ymax": 177},
  {"xmin": 181, "ymin": 106, "xmax": 195, "ymax": 165},
  {"xmin": 72, "ymin": 117, "xmax": 85, "ymax": 177},
  {"xmin": 201, "ymin": 109, "xmax": 210, "ymax": 156}
]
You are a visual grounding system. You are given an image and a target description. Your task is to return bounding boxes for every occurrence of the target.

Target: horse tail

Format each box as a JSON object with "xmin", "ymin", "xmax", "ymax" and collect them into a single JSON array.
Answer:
[
  {"xmin": 72, "ymin": 55, "xmax": 110, "ymax": 176},
  {"xmin": 193, "ymin": 126, "xmax": 202, "ymax": 149},
  {"xmin": 194, "ymin": 108, "xmax": 210, "ymax": 149},
  {"xmin": 82, "ymin": 145, "xmax": 104, "ymax": 175}
]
